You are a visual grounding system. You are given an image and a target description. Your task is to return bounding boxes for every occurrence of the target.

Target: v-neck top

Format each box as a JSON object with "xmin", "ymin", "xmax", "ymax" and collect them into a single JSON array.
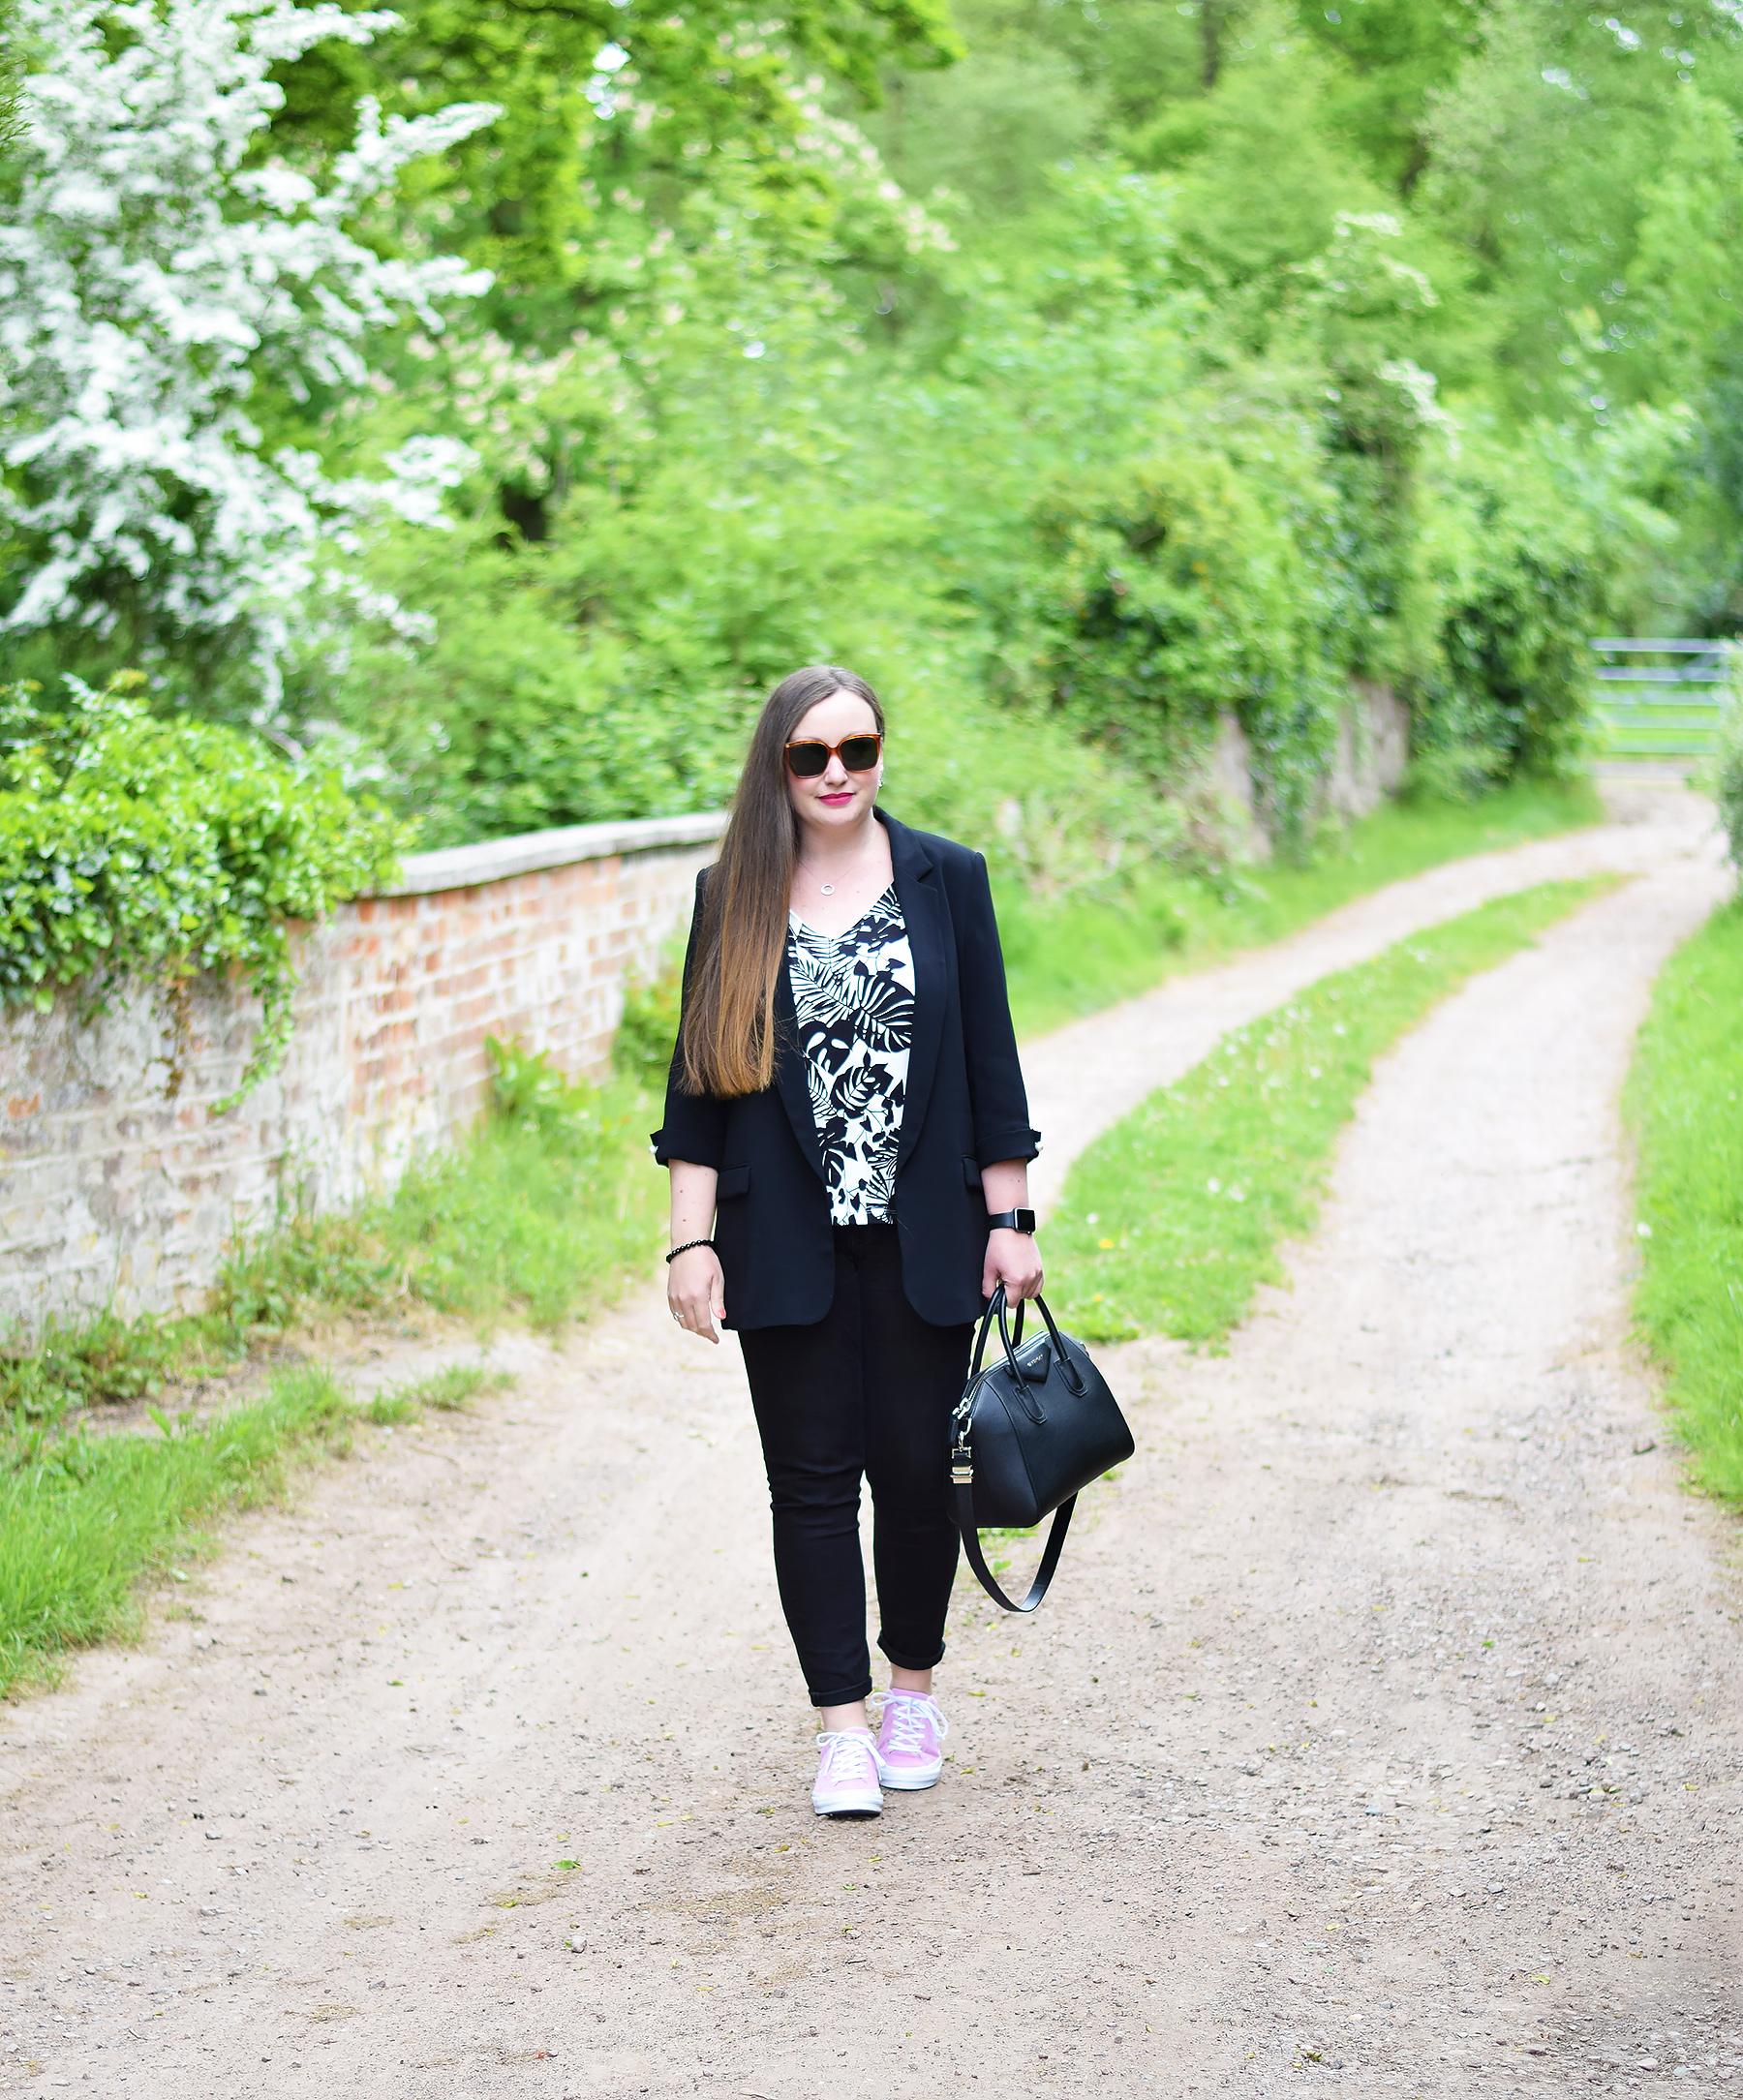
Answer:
[{"xmin": 786, "ymin": 885, "xmax": 916, "ymax": 1225}]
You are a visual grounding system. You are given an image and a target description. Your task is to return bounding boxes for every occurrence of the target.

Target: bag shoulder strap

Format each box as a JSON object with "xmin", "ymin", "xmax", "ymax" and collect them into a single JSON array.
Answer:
[{"xmin": 954, "ymin": 1486, "xmax": 1077, "ymax": 1614}]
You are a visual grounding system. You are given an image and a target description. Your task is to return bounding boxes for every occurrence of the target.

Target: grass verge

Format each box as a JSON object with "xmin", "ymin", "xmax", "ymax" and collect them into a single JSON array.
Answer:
[
  {"xmin": 999, "ymin": 776, "xmax": 1604, "ymax": 1036},
  {"xmin": 0, "ymin": 1356, "xmax": 516, "ymax": 1697},
  {"xmin": 1048, "ymin": 876, "xmax": 1618, "ymax": 1346},
  {"xmin": 0, "ymin": 1040, "xmax": 648, "ymax": 1694},
  {"xmin": 1625, "ymin": 896, "xmax": 1743, "ymax": 1501},
  {"xmin": 0, "ymin": 1364, "xmax": 355, "ymax": 1695}
]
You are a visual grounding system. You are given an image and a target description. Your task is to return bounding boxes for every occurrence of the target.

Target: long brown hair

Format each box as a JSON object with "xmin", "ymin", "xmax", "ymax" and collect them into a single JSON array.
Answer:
[{"xmin": 680, "ymin": 664, "xmax": 884, "ymax": 1098}]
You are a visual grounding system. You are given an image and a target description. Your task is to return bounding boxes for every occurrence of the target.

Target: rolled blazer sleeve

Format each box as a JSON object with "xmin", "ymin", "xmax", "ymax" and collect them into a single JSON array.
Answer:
[
  {"xmin": 650, "ymin": 870, "xmax": 728, "ymax": 1170},
  {"xmin": 956, "ymin": 850, "xmax": 1041, "ymax": 1167}
]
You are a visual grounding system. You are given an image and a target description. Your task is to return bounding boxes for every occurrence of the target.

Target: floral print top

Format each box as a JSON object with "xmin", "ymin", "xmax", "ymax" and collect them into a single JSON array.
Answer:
[{"xmin": 787, "ymin": 885, "xmax": 915, "ymax": 1226}]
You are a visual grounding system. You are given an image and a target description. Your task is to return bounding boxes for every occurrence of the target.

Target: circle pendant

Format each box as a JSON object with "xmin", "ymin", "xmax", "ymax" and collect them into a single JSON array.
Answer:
[{"xmin": 819, "ymin": 883, "xmax": 835, "ymax": 896}]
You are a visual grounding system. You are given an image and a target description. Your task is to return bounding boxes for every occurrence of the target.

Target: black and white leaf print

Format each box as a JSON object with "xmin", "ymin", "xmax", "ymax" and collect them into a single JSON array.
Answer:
[
  {"xmin": 786, "ymin": 886, "xmax": 914, "ymax": 1226},
  {"xmin": 831, "ymin": 1061, "xmax": 883, "ymax": 1122},
  {"xmin": 787, "ymin": 942, "xmax": 833, "ymax": 1001},
  {"xmin": 839, "ymin": 967, "xmax": 914, "ymax": 1052}
]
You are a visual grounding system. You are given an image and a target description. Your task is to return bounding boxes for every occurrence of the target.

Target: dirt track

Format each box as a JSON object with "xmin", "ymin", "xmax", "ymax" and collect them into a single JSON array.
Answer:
[{"xmin": 4, "ymin": 787, "xmax": 1741, "ymax": 2099}]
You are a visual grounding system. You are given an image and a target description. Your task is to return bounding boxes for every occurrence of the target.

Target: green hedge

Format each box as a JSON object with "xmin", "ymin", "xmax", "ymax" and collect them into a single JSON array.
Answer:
[{"xmin": 0, "ymin": 676, "xmax": 409, "ymax": 1102}]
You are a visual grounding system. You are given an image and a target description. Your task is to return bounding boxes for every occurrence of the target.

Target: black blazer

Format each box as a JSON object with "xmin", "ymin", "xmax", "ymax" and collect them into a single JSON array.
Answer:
[{"xmin": 652, "ymin": 810, "xmax": 1040, "ymax": 1330}]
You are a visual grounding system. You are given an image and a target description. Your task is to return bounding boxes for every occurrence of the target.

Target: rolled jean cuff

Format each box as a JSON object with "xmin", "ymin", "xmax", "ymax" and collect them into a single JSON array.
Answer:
[
  {"xmin": 878, "ymin": 1635, "xmax": 946, "ymax": 1673},
  {"xmin": 810, "ymin": 1674, "xmax": 873, "ymax": 1710}
]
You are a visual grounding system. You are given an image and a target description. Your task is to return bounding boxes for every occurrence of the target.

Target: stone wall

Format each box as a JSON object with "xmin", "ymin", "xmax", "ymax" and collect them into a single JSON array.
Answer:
[
  {"xmin": 0, "ymin": 813, "xmax": 724, "ymax": 1333},
  {"xmin": 1209, "ymin": 684, "xmax": 1411, "ymax": 859},
  {"xmin": 1328, "ymin": 682, "xmax": 1411, "ymax": 823}
]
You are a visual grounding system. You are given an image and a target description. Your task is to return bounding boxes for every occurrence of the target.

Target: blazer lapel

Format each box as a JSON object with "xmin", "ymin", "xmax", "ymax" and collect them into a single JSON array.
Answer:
[
  {"xmin": 885, "ymin": 811, "xmax": 946, "ymax": 1169},
  {"xmin": 772, "ymin": 943, "xmax": 827, "ymax": 1182}
]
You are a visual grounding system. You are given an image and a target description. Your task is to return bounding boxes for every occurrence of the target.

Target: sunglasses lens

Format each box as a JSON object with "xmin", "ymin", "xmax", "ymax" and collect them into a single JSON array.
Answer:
[
  {"xmin": 785, "ymin": 742, "xmax": 829, "ymax": 777},
  {"xmin": 839, "ymin": 736, "xmax": 881, "ymax": 772}
]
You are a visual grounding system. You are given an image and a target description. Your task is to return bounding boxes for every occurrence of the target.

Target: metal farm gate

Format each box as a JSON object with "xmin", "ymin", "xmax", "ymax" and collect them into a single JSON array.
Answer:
[{"xmin": 1590, "ymin": 637, "xmax": 1731, "ymax": 760}]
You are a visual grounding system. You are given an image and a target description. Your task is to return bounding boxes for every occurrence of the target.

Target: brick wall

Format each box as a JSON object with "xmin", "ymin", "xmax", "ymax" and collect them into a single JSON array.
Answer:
[{"xmin": 0, "ymin": 813, "xmax": 724, "ymax": 1334}]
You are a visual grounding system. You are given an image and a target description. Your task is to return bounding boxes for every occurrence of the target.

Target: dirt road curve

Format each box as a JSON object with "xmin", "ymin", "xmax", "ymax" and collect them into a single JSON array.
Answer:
[{"xmin": 4, "ymin": 788, "xmax": 1740, "ymax": 2099}]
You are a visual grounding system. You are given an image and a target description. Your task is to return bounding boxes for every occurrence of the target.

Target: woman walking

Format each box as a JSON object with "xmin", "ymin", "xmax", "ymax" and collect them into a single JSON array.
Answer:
[{"xmin": 655, "ymin": 664, "xmax": 1043, "ymax": 1819}]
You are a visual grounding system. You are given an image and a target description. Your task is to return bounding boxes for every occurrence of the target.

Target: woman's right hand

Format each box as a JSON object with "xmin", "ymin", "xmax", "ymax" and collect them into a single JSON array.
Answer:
[{"xmin": 668, "ymin": 1245, "xmax": 726, "ymax": 1343}]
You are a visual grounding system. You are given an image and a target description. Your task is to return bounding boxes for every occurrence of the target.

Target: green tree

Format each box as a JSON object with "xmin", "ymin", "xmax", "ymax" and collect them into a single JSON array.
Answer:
[
  {"xmin": 271, "ymin": 0, "xmax": 963, "ymax": 347},
  {"xmin": 1419, "ymin": 0, "xmax": 1743, "ymax": 417}
]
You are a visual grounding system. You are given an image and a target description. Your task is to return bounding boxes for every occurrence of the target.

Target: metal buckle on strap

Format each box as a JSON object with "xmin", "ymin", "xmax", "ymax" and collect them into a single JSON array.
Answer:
[{"xmin": 950, "ymin": 1442, "xmax": 973, "ymax": 1486}]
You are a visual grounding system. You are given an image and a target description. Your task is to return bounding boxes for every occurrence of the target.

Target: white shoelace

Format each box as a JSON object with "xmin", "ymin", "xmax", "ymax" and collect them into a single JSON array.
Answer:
[
  {"xmin": 879, "ymin": 1693, "xmax": 947, "ymax": 1755},
  {"xmin": 815, "ymin": 1730, "xmax": 878, "ymax": 1784}
]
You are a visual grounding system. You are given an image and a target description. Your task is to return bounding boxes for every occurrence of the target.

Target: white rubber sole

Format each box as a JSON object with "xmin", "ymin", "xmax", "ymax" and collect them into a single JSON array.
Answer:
[
  {"xmin": 812, "ymin": 1790, "xmax": 883, "ymax": 1818},
  {"xmin": 877, "ymin": 1762, "xmax": 942, "ymax": 1792}
]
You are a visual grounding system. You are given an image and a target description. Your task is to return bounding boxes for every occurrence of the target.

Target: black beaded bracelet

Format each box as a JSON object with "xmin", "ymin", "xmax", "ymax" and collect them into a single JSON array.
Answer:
[{"xmin": 665, "ymin": 1237, "xmax": 716, "ymax": 1264}]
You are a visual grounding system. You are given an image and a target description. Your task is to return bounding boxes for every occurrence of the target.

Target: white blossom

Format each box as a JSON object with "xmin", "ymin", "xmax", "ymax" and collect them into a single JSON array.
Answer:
[{"xmin": 0, "ymin": 0, "xmax": 499, "ymax": 697}]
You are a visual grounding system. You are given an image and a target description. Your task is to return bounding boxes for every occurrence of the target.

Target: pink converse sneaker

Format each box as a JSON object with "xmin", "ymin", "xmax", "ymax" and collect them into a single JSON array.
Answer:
[
  {"xmin": 811, "ymin": 1730, "xmax": 883, "ymax": 1818},
  {"xmin": 873, "ymin": 1688, "xmax": 948, "ymax": 1791}
]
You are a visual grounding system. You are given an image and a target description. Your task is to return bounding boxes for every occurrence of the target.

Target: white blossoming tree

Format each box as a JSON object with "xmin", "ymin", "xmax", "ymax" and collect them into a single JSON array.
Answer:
[{"xmin": 0, "ymin": 0, "xmax": 500, "ymax": 701}]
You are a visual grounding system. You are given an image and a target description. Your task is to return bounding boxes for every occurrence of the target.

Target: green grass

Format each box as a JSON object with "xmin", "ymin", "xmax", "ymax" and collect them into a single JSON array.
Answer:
[
  {"xmin": 217, "ymin": 1057, "xmax": 662, "ymax": 1338},
  {"xmin": 364, "ymin": 1362, "xmax": 516, "ymax": 1423},
  {"xmin": 0, "ymin": 1350, "xmax": 517, "ymax": 1694},
  {"xmin": 0, "ymin": 1364, "xmax": 360, "ymax": 1695},
  {"xmin": 1625, "ymin": 896, "xmax": 1743, "ymax": 1502},
  {"xmin": 1048, "ymin": 877, "xmax": 1618, "ymax": 1346},
  {"xmin": 998, "ymin": 776, "xmax": 1604, "ymax": 1037}
]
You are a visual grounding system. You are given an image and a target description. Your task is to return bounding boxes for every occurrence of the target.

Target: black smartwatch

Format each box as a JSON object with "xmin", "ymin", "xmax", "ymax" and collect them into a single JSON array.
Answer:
[{"xmin": 986, "ymin": 1208, "xmax": 1037, "ymax": 1234}]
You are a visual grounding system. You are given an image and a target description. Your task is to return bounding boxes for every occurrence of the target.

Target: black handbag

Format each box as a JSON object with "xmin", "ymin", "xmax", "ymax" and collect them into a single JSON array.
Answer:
[{"xmin": 950, "ymin": 1285, "xmax": 1135, "ymax": 1613}]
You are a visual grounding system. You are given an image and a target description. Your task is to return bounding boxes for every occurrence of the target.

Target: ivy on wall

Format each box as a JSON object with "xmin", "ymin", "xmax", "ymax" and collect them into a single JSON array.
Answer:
[{"xmin": 0, "ymin": 677, "xmax": 411, "ymax": 1106}]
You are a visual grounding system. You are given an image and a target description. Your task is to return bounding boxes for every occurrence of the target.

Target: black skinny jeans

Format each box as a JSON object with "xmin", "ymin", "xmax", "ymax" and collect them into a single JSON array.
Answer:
[{"xmin": 737, "ymin": 1224, "xmax": 971, "ymax": 1708}]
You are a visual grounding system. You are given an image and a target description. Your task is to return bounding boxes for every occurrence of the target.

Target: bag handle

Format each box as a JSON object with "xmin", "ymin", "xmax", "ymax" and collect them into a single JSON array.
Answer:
[
  {"xmin": 968, "ymin": 1283, "xmax": 1024, "ymax": 1386},
  {"xmin": 973, "ymin": 1282, "xmax": 1086, "ymax": 1399},
  {"xmin": 954, "ymin": 1487, "xmax": 1076, "ymax": 1613},
  {"xmin": 994, "ymin": 1287, "xmax": 1086, "ymax": 1395},
  {"xmin": 953, "ymin": 1283, "xmax": 1086, "ymax": 1610}
]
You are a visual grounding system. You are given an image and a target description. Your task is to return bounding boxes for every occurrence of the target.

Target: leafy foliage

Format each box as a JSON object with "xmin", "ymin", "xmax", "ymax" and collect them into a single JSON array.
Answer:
[
  {"xmin": 0, "ymin": 675, "xmax": 408, "ymax": 1100},
  {"xmin": 612, "ymin": 962, "xmax": 685, "ymax": 1090},
  {"xmin": 1711, "ymin": 667, "xmax": 1743, "ymax": 870},
  {"xmin": 9, "ymin": 0, "xmax": 1739, "ymax": 896},
  {"xmin": 215, "ymin": 1046, "xmax": 662, "ymax": 1330},
  {"xmin": 270, "ymin": 0, "xmax": 962, "ymax": 345}
]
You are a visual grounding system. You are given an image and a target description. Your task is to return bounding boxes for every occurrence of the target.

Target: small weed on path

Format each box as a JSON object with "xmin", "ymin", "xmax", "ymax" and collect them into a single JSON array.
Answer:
[
  {"xmin": 366, "ymin": 1362, "xmax": 515, "ymax": 1423},
  {"xmin": 1627, "ymin": 895, "xmax": 1743, "ymax": 1501},
  {"xmin": 1049, "ymin": 876, "xmax": 1617, "ymax": 1344}
]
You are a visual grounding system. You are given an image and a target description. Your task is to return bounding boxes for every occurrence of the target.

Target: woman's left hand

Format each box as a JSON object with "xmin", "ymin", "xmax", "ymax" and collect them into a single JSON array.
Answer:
[{"xmin": 983, "ymin": 1227, "xmax": 1043, "ymax": 1306}]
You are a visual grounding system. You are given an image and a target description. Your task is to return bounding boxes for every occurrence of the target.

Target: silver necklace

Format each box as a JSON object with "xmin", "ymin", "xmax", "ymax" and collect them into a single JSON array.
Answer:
[{"xmin": 819, "ymin": 882, "xmax": 835, "ymax": 896}]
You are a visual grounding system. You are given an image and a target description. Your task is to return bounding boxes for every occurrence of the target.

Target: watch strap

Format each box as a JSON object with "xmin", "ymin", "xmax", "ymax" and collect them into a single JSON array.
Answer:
[{"xmin": 987, "ymin": 1207, "xmax": 1037, "ymax": 1234}]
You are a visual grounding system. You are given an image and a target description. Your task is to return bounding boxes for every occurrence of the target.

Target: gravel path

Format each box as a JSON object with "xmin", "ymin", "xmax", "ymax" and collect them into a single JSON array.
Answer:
[
  {"xmin": 2, "ymin": 788, "xmax": 1738, "ymax": 2100},
  {"xmin": 1025, "ymin": 783, "xmax": 1712, "ymax": 1212}
]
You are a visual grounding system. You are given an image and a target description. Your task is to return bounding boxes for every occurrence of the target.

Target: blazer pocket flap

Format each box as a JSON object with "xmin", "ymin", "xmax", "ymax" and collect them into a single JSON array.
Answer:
[
  {"xmin": 718, "ymin": 1164, "xmax": 751, "ymax": 1200},
  {"xmin": 962, "ymin": 1156, "xmax": 984, "ymax": 1191}
]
